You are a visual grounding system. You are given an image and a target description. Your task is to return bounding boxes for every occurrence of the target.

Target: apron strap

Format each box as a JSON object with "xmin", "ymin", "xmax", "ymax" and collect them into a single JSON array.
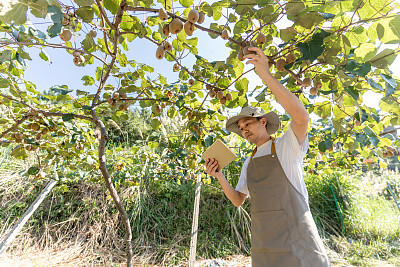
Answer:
[{"xmin": 250, "ymin": 137, "xmax": 275, "ymax": 161}]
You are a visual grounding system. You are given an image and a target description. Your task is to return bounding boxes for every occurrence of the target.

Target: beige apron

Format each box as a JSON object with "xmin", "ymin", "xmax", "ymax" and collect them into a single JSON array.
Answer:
[{"xmin": 247, "ymin": 139, "xmax": 330, "ymax": 267}]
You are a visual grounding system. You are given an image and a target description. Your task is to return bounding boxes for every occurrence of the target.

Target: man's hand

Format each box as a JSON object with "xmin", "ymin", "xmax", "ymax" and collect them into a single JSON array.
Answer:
[
  {"xmin": 243, "ymin": 47, "xmax": 271, "ymax": 77},
  {"xmin": 205, "ymin": 158, "xmax": 223, "ymax": 179}
]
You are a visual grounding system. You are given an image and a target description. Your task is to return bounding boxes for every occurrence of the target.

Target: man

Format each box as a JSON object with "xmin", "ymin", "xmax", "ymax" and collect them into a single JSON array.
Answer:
[{"xmin": 205, "ymin": 47, "xmax": 330, "ymax": 266}]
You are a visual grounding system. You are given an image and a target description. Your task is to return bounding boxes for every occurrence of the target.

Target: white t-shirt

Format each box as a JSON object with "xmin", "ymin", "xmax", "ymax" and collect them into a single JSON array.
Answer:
[{"xmin": 235, "ymin": 123, "xmax": 310, "ymax": 203}]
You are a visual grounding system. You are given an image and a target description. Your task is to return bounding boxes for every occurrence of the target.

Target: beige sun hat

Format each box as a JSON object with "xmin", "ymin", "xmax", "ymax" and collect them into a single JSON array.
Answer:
[{"xmin": 226, "ymin": 106, "xmax": 280, "ymax": 138}]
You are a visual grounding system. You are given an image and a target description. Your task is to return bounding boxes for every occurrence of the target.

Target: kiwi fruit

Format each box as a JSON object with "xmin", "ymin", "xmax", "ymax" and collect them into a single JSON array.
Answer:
[
  {"xmin": 107, "ymin": 98, "xmax": 114, "ymax": 105},
  {"xmin": 387, "ymin": 151, "xmax": 394, "ymax": 157},
  {"xmin": 193, "ymin": 124, "xmax": 199, "ymax": 130},
  {"xmin": 155, "ymin": 105, "xmax": 161, "ymax": 113},
  {"xmin": 118, "ymin": 104, "xmax": 125, "ymax": 111},
  {"xmin": 73, "ymin": 56, "xmax": 80, "ymax": 65},
  {"xmin": 188, "ymin": 111, "xmax": 194, "ymax": 120},
  {"xmin": 113, "ymin": 92, "xmax": 120, "ymax": 101},
  {"xmin": 217, "ymin": 91, "xmax": 224, "ymax": 100},
  {"xmin": 77, "ymin": 55, "xmax": 85, "ymax": 64},
  {"xmin": 243, "ymin": 46, "xmax": 257, "ymax": 56},
  {"xmin": 169, "ymin": 18, "xmax": 183, "ymax": 34},
  {"xmin": 188, "ymin": 79, "xmax": 195, "ymax": 85},
  {"xmin": 90, "ymin": 30, "xmax": 97, "ymax": 38},
  {"xmin": 41, "ymin": 128, "xmax": 49, "ymax": 135},
  {"xmin": 162, "ymin": 24, "xmax": 170, "ymax": 36},
  {"xmin": 26, "ymin": 144, "xmax": 33, "ymax": 151},
  {"xmin": 60, "ymin": 29, "xmax": 72, "ymax": 41},
  {"xmin": 184, "ymin": 21, "xmax": 195, "ymax": 36},
  {"xmin": 206, "ymin": 84, "xmax": 212, "ymax": 90},
  {"xmin": 221, "ymin": 29, "xmax": 229, "ymax": 40},
  {"xmin": 209, "ymin": 90, "xmax": 216, "ymax": 98},
  {"xmin": 268, "ymin": 61, "xmax": 275, "ymax": 69},
  {"xmin": 302, "ymin": 78, "xmax": 312, "ymax": 87},
  {"xmin": 156, "ymin": 45, "xmax": 166, "ymax": 59},
  {"xmin": 220, "ymin": 97, "xmax": 227, "ymax": 105},
  {"xmin": 355, "ymin": 120, "xmax": 361, "ymax": 126},
  {"xmin": 315, "ymin": 81, "xmax": 322, "ymax": 89},
  {"xmin": 158, "ymin": 7, "xmax": 168, "ymax": 21},
  {"xmin": 119, "ymin": 92, "xmax": 127, "ymax": 99},
  {"xmin": 226, "ymin": 93, "xmax": 232, "ymax": 101},
  {"xmin": 164, "ymin": 41, "xmax": 172, "ymax": 51},
  {"xmin": 188, "ymin": 9, "xmax": 199, "ymax": 23},
  {"xmin": 285, "ymin": 53, "xmax": 296, "ymax": 64},
  {"xmin": 256, "ymin": 33, "xmax": 266, "ymax": 45},
  {"xmin": 197, "ymin": 12, "xmax": 205, "ymax": 24},
  {"xmin": 276, "ymin": 58, "xmax": 286, "ymax": 71},
  {"xmin": 123, "ymin": 103, "xmax": 129, "ymax": 111},
  {"xmin": 161, "ymin": 102, "xmax": 166, "ymax": 108},
  {"xmin": 111, "ymin": 100, "xmax": 118, "ymax": 108},
  {"xmin": 331, "ymin": 162, "xmax": 338, "ymax": 167},
  {"xmin": 310, "ymin": 87, "xmax": 318, "ymax": 96},
  {"xmin": 167, "ymin": 90, "xmax": 173, "ymax": 98},
  {"xmin": 15, "ymin": 133, "xmax": 23, "ymax": 139},
  {"xmin": 31, "ymin": 123, "xmax": 40, "ymax": 131},
  {"xmin": 238, "ymin": 48, "xmax": 245, "ymax": 61},
  {"xmin": 173, "ymin": 63, "xmax": 180, "ymax": 71},
  {"xmin": 196, "ymin": 128, "xmax": 201, "ymax": 136},
  {"xmin": 72, "ymin": 51, "xmax": 80, "ymax": 57}
]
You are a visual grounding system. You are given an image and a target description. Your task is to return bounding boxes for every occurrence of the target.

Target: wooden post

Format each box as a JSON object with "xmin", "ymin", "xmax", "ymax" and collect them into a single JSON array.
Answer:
[
  {"xmin": 189, "ymin": 173, "xmax": 202, "ymax": 267},
  {"xmin": 0, "ymin": 178, "xmax": 57, "ymax": 255}
]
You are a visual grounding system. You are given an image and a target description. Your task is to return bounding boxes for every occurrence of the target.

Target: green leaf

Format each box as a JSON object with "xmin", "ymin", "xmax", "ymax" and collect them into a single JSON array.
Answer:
[
  {"xmin": 0, "ymin": 2, "xmax": 28, "ymax": 25},
  {"xmin": 280, "ymin": 27, "xmax": 297, "ymax": 42},
  {"xmin": 48, "ymin": 22, "xmax": 62, "ymax": 37},
  {"xmin": 39, "ymin": 49, "xmax": 49, "ymax": 62},
  {"xmin": 296, "ymin": 30, "xmax": 329, "ymax": 63},
  {"xmin": 0, "ymin": 78, "xmax": 11, "ymax": 88},
  {"xmin": 179, "ymin": 0, "xmax": 193, "ymax": 8},
  {"xmin": 75, "ymin": 6, "xmax": 94, "ymax": 23},
  {"xmin": 235, "ymin": 78, "xmax": 249, "ymax": 92},
  {"xmin": 120, "ymin": 14, "xmax": 134, "ymax": 30},
  {"xmin": 285, "ymin": 0, "xmax": 305, "ymax": 16},
  {"xmin": 151, "ymin": 118, "xmax": 161, "ymax": 130},
  {"xmin": 48, "ymin": 5, "xmax": 63, "ymax": 23},
  {"xmin": 29, "ymin": 0, "xmax": 48, "ymax": 18},
  {"xmin": 11, "ymin": 146, "xmax": 27, "ymax": 159},
  {"xmin": 82, "ymin": 34, "xmax": 96, "ymax": 52},
  {"xmin": 353, "ymin": 43, "xmax": 377, "ymax": 62},
  {"xmin": 370, "ymin": 49, "xmax": 397, "ymax": 69},
  {"xmin": 345, "ymin": 60, "xmax": 371, "ymax": 77},
  {"xmin": 233, "ymin": 19, "xmax": 250, "ymax": 35},
  {"xmin": 82, "ymin": 75, "xmax": 95, "ymax": 85},
  {"xmin": 62, "ymin": 114, "xmax": 75, "ymax": 121},
  {"xmin": 344, "ymin": 86, "xmax": 359, "ymax": 101},
  {"xmin": 295, "ymin": 12, "xmax": 323, "ymax": 29},
  {"xmin": 75, "ymin": 0, "xmax": 93, "ymax": 6},
  {"xmin": 103, "ymin": 0, "xmax": 120, "ymax": 14},
  {"xmin": 377, "ymin": 15, "xmax": 400, "ymax": 44},
  {"xmin": 27, "ymin": 166, "xmax": 40, "ymax": 175},
  {"xmin": 363, "ymin": 126, "xmax": 379, "ymax": 146},
  {"xmin": 318, "ymin": 139, "xmax": 332, "ymax": 152}
]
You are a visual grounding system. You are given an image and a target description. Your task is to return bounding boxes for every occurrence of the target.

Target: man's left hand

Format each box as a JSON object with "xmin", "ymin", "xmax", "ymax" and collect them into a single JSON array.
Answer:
[{"xmin": 243, "ymin": 47, "xmax": 271, "ymax": 77}]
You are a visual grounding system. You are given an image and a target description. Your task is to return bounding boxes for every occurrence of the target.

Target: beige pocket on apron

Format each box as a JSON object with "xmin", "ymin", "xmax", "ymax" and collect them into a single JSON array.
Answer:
[{"xmin": 251, "ymin": 210, "xmax": 291, "ymax": 253}]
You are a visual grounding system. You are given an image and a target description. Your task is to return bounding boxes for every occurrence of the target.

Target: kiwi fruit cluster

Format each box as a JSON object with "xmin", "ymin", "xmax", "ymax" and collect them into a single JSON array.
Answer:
[
  {"xmin": 107, "ymin": 91, "xmax": 129, "ymax": 111},
  {"xmin": 236, "ymin": 33, "xmax": 267, "ymax": 61},
  {"xmin": 72, "ymin": 50, "xmax": 85, "ymax": 65},
  {"xmin": 206, "ymin": 84, "xmax": 232, "ymax": 105},
  {"xmin": 159, "ymin": 7, "xmax": 205, "ymax": 37}
]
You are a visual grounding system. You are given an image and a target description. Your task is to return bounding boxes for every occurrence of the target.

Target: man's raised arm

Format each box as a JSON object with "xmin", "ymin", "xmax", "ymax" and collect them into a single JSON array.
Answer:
[{"xmin": 244, "ymin": 47, "xmax": 309, "ymax": 144}]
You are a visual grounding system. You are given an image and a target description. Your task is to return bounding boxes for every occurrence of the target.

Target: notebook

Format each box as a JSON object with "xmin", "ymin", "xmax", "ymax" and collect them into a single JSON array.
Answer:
[{"xmin": 201, "ymin": 139, "xmax": 237, "ymax": 172}]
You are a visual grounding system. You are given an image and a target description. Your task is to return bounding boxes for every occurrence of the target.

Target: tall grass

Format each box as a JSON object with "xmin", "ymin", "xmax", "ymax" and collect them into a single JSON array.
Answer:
[{"xmin": 1, "ymin": 148, "xmax": 400, "ymax": 266}]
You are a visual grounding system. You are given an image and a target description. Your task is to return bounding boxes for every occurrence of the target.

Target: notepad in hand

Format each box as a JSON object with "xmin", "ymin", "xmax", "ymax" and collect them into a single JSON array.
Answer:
[{"xmin": 202, "ymin": 139, "xmax": 237, "ymax": 172}]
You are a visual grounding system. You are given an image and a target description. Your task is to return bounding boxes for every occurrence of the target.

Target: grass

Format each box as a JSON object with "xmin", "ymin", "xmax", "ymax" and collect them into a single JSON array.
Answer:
[{"xmin": 1, "ymin": 148, "xmax": 400, "ymax": 266}]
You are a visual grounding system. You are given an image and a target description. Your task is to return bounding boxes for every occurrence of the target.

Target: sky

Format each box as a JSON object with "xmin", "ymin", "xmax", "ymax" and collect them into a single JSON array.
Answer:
[{"xmin": 11, "ymin": 1, "xmax": 400, "ymax": 115}]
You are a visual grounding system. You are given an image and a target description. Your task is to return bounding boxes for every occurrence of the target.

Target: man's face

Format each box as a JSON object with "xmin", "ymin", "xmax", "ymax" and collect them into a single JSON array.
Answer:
[{"xmin": 237, "ymin": 117, "xmax": 268, "ymax": 144}]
